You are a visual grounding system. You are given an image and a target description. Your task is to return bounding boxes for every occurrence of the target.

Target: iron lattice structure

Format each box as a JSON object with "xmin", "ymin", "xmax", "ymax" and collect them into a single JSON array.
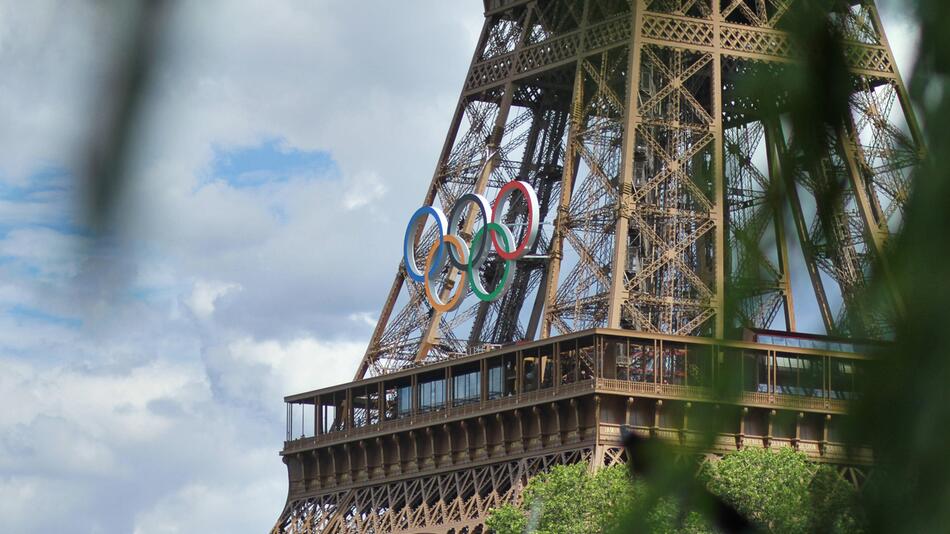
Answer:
[
  {"xmin": 274, "ymin": 1, "xmax": 920, "ymax": 532},
  {"xmin": 356, "ymin": 0, "xmax": 920, "ymax": 380},
  {"xmin": 281, "ymin": 447, "xmax": 595, "ymax": 533}
]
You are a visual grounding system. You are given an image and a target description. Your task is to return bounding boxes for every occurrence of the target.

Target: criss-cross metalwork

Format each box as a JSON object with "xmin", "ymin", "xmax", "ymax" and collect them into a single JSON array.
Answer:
[
  {"xmin": 356, "ymin": 0, "xmax": 918, "ymax": 378},
  {"xmin": 278, "ymin": 1, "xmax": 919, "ymax": 532}
]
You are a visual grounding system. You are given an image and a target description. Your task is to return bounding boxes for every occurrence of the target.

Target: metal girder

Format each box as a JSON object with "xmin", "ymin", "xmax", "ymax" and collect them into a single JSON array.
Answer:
[
  {"xmin": 275, "ymin": 446, "xmax": 593, "ymax": 534},
  {"xmin": 354, "ymin": 0, "xmax": 920, "ymax": 379},
  {"xmin": 465, "ymin": 8, "xmax": 898, "ymax": 96}
]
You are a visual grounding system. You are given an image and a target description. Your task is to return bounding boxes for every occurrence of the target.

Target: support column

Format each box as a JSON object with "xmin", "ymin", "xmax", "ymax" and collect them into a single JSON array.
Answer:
[
  {"xmin": 607, "ymin": 0, "xmax": 645, "ymax": 327},
  {"xmin": 541, "ymin": 67, "xmax": 584, "ymax": 339},
  {"xmin": 837, "ymin": 123, "xmax": 905, "ymax": 319},
  {"xmin": 421, "ymin": 6, "xmax": 539, "ymax": 359},
  {"xmin": 355, "ymin": 9, "xmax": 495, "ymax": 378},
  {"xmin": 711, "ymin": 5, "xmax": 726, "ymax": 338},
  {"xmin": 770, "ymin": 122, "xmax": 837, "ymax": 333},
  {"xmin": 764, "ymin": 123, "xmax": 797, "ymax": 331}
]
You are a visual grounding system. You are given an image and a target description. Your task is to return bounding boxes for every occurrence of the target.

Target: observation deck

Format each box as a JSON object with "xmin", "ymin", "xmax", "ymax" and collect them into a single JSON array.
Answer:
[{"xmin": 280, "ymin": 328, "xmax": 872, "ymax": 515}]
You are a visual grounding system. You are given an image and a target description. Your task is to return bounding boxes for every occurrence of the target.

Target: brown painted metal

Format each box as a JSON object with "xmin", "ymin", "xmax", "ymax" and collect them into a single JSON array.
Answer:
[
  {"xmin": 606, "ymin": 0, "xmax": 642, "ymax": 331},
  {"xmin": 356, "ymin": 0, "xmax": 919, "ymax": 379},
  {"xmin": 286, "ymin": 0, "xmax": 919, "ymax": 532},
  {"xmin": 276, "ymin": 328, "xmax": 875, "ymax": 533},
  {"xmin": 764, "ymin": 123, "xmax": 796, "ymax": 332}
]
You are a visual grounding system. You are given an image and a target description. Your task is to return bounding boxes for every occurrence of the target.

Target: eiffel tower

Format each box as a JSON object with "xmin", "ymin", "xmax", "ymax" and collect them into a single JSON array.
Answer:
[{"xmin": 274, "ymin": 1, "xmax": 920, "ymax": 532}]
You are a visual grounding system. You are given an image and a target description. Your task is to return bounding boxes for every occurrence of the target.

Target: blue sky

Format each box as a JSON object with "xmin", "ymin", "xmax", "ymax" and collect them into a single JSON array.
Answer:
[
  {"xmin": 210, "ymin": 139, "xmax": 337, "ymax": 188},
  {"xmin": 0, "ymin": 2, "xmax": 478, "ymax": 532},
  {"xmin": 0, "ymin": 2, "xmax": 919, "ymax": 533}
]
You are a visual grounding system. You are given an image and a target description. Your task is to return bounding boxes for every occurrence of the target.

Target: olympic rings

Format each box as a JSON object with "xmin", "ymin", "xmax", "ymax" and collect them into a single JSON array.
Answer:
[
  {"xmin": 424, "ymin": 234, "xmax": 468, "ymax": 312},
  {"xmin": 402, "ymin": 180, "xmax": 540, "ymax": 306},
  {"xmin": 468, "ymin": 222, "xmax": 515, "ymax": 301},
  {"xmin": 446, "ymin": 193, "xmax": 491, "ymax": 270},
  {"xmin": 491, "ymin": 180, "xmax": 539, "ymax": 261},
  {"xmin": 404, "ymin": 205, "xmax": 446, "ymax": 283}
]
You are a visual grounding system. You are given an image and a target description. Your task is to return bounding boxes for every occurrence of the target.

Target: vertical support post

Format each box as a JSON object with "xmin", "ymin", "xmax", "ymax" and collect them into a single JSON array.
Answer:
[
  {"xmin": 684, "ymin": 343, "xmax": 689, "ymax": 386},
  {"xmin": 446, "ymin": 366, "xmax": 453, "ymax": 408},
  {"xmin": 773, "ymin": 351, "xmax": 779, "ymax": 398},
  {"xmin": 411, "ymin": 374, "xmax": 418, "ymax": 416},
  {"xmin": 316, "ymin": 395, "xmax": 322, "ymax": 437},
  {"xmin": 768, "ymin": 409, "xmax": 776, "ymax": 446},
  {"xmin": 796, "ymin": 412, "xmax": 803, "ymax": 446},
  {"xmin": 541, "ymin": 62, "xmax": 585, "ymax": 338},
  {"xmin": 771, "ymin": 123, "xmax": 837, "ymax": 333},
  {"xmin": 286, "ymin": 403, "xmax": 291, "ymax": 442},
  {"xmin": 591, "ymin": 415, "xmax": 606, "ymax": 467},
  {"xmin": 739, "ymin": 407, "xmax": 748, "ymax": 445},
  {"xmin": 837, "ymin": 124, "xmax": 905, "ymax": 320},
  {"xmin": 516, "ymin": 350, "xmax": 524, "ymax": 395},
  {"xmin": 480, "ymin": 357, "xmax": 488, "ymax": 402},
  {"xmin": 607, "ymin": 0, "xmax": 644, "ymax": 327},
  {"xmin": 822, "ymin": 414, "xmax": 831, "ymax": 450},
  {"xmin": 822, "ymin": 356, "xmax": 831, "ymax": 403},
  {"xmin": 345, "ymin": 389, "xmax": 353, "ymax": 430},
  {"xmin": 313, "ymin": 396, "xmax": 319, "ymax": 437},
  {"xmin": 377, "ymin": 382, "xmax": 384, "ymax": 427},
  {"xmin": 867, "ymin": 1, "xmax": 925, "ymax": 150},
  {"xmin": 421, "ymin": 5, "xmax": 541, "ymax": 359},
  {"xmin": 596, "ymin": 336, "xmax": 603, "ymax": 379},
  {"xmin": 573, "ymin": 339, "xmax": 580, "ymax": 383},
  {"xmin": 764, "ymin": 123, "xmax": 797, "ymax": 331},
  {"xmin": 711, "ymin": 4, "xmax": 726, "ymax": 338},
  {"xmin": 355, "ymin": 12, "xmax": 485, "ymax": 378}
]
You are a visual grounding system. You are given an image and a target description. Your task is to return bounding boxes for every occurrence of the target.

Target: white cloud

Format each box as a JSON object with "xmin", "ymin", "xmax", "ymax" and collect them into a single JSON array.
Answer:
[
  {"xmin": 348, "ymin": 311, "xmax": 378, "ymax": 329},
  {"xmin": 184, "ymin": 279, "xmax": 241, "ymax": 319},
  {"xmin": 343, "ymin": 170, "xmax": 387, "ymax": 210},
  {"xmin": 0, "ymin": 2, "xmax": 921, "ymax": 533},
  {"xmin": 0, "ymin": 1, "xmax": 478, "ymax": 529},
  {"xmin": 224, "ymin": 336, "xmax": 364, "ymax": 399},
  {"xmin": 0, "ymin": 227, "xmax": 86, "ymax": 280},
  {"xmin": 877, "ymin": 2, "xmax": 921, "ymax": 78},
  {"xmin": 132, "ymin": 476, "xmax": 285, "ymax": 534}
]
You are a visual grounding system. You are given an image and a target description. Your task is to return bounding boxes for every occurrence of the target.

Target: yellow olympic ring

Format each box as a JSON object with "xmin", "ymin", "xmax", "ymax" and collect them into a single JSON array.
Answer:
[{"xmin": 423, "ymin": 234, "xmax": 468, "ymax": 313}]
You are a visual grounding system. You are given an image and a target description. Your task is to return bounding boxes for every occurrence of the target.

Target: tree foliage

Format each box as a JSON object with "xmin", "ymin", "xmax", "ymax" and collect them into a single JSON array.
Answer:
[
  {"xmin": 702, "ymin": 448, "xmax": 863, "ymax": 533},
  {"xmin": 485, "ymin": 448, "xmax": 863, "ymax": 534},
  {"xmin": 485, "ymin": 463, "xmax": 637, "ymax": 534}
]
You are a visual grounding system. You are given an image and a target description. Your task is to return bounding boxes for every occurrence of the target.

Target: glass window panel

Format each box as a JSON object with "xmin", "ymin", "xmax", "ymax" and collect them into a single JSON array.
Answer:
[
  {"xmin": 453, "ymin": 369, "xmax": 481, "ymax": 406},
  {"xmin": 688, "ymin": 348, "xmax": 712, "ymax": 387},
  {"xmin": 578, "ymin": 344, "xmax": 595, "ymax": 381},
  {"xmin": 800, "ymin": 356, "xmax": 825, "ymax": 397},
  {"xmin": 742, "ymin": 352, "xmax": 768, "ymax": 393},
  {"xmin": 560, "ymin": 342, "xmax": 578, "ymax": 385},
  {"xmin": 523, "ymin": 356, "xmax": 539, "ymax": 392},
  {"xmin": 541, "ymin": 356, "xmax": 554, "ymax": 389},
  {"xmin": 662, "ymin": 345, "xmax": 686, "ymax": 385},
  {"xmin": 488, "ymin": 364, "xmax": 504, "ymax": 399},
  {"xmin": 630, "ymin": 342, "xmax": 655, "ymax": 382},
  {"xmin": 397, "ymin": 385, "xmax": 412, "ymax": 417},
  {"xmin": 504, "ymin": 356, "xmax": 517, "ymax": 395},
  {"xmin": 418, "ymin": 377, "xmax": 446, "ymax": 413},
  {"xmin": 830, "ymin": 359, "xmax": 855, "ymax": 400},
  {"xmin": 775, "ymin": 355, "xmax": 804, "ymax": 396}
]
